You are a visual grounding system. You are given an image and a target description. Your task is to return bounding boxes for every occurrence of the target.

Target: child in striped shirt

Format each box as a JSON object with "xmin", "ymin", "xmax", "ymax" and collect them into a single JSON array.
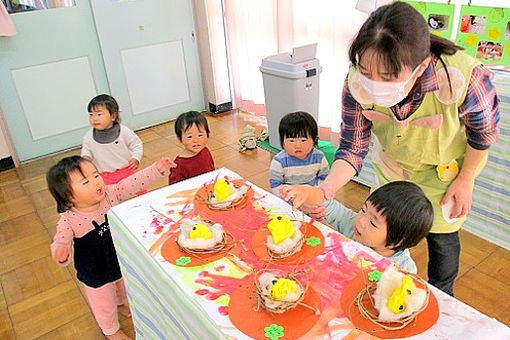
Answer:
[{"xmin": 269, "ymin": 111, "xmax": 329, "ymax": 200}]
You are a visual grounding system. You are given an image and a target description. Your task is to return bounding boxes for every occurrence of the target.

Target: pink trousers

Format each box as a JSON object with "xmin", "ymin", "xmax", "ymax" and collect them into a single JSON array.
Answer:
[
  {"xmin": 83, "ymin": 278, "xmax": 128, "ymax": 336},
  {"xmin": 100, "ymin": 167, "xmax": 147, "ymax": 195}
]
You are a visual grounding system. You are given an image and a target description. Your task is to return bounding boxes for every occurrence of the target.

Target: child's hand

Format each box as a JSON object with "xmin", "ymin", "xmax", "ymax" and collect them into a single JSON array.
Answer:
[
  {"xmin": 156, "ymin": 157, "xmax": 177, "ymax": 174},
  {"xmin": 301, "ymin": 203, "xmax": 326, "ymax": 220},
  {"xmin": 279, "ymin": 185, "xmax": 309, "ymax": 210},
  {"xmin": 127, "ymin": 158, "xmax": 139, "ymax": 170},
  {"xmin": 55, "ymin": 246, "xmax": 70, "ymax": 264}
]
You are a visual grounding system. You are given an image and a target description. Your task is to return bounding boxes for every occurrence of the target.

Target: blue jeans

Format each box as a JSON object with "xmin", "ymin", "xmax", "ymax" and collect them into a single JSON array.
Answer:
[{"xmin": 426, "ymin": 231, "xmax": 460, "ymax": 297}]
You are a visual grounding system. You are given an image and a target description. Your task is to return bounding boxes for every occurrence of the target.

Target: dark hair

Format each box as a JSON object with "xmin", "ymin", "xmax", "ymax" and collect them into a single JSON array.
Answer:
[
  {"xmin": 349, "ymin": 2, "xmax": 462, "ymax": 79},
  {"xmin": 47, "ymin": 156, "xmax": 92, "ymax": 213},
  {"xmin": 367, "ymin": 181, "xmax": 433, "ymax": 252},
  {"xmin": 174, "ymin": 111, "xmax": 210, "ymax": 141},
  {"xmin": 87, "ymin": 94, "xmax": 121, "ymax": 124},
  {"xmin": 278, "ymin": 111, "xmax": 318, "ymax": 147}
]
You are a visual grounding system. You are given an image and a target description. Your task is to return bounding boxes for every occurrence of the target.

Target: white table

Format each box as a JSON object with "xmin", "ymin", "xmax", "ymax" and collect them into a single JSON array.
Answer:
[{"xmin": 109, "ymin": 168, "xmax": 510, "ymax": 339}]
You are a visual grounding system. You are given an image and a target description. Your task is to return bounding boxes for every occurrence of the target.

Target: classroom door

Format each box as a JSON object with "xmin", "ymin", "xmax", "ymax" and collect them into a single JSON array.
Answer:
[
  {"xmin": 0, "ymin": 0, "xmax": 110, "ymax": 161},
  {"xmin": 90, "ymin": 0, "xmax": 204, "ymax": 130}
]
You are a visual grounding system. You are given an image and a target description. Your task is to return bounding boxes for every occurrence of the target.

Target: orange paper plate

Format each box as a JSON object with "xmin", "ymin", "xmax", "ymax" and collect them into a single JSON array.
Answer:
[
  {"xmin": 193, "ymin": 180, "xmax": 254, "ymax": 214},
  {"xmin": 161, "ymin": 233, "xmax": 234, "ymax": 267},
  {"xmin": 339, "ymin": 271, "xmax": 440, "ymax": 338},
  {"xmin": 229, "ymin": 281, "xmax": 321, "ymax": 340},
  {"xmin": 251, "ymin": 222, "xmax": 325, "ymax": 264}
]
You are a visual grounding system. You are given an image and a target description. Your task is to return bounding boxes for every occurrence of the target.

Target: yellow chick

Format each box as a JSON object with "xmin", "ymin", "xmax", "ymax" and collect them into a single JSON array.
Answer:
[
  {"xmin": 271, "ymin": 278, "xmax": 297, "ymax": 299},
  {"xmin": 267, "ymin": 215, "xmax": 295, "ymax": 245},
  {"xmin": 387, "ymin": 275, "xmax": 414, "ymax": 314},
  {"xmin": 189, "ymin": 223, "xmax": 212, "ymax": 240},
  {"xmin": 214, "ymin": 178, "xmax": 232, "ymax": 202}
]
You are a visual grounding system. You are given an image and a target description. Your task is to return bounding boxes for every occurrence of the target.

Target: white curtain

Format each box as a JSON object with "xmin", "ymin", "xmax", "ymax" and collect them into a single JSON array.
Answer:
[{"xmin": 223, "ymin": 0, "xmax": 370, "ymax": 144}]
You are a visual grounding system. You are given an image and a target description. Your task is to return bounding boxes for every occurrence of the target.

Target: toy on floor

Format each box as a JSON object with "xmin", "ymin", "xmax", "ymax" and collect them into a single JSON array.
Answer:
[
  {"xmin": 206, "ymin": 177, "xmax": 250, "ymax": 210},
  {"xmin": 255, "ymin": 269, "xmax": 318, "ymax": 314},
  {"xmin": 177, "ymin": 218, "xmax": 233, "ymax": 254},
  {"xmin": 266, "ymin": 215, "xmax": 305, "ymax": 258},
  {"xmin": 238, "ymin": 124, "xmax": 268, "ymax": 152}
]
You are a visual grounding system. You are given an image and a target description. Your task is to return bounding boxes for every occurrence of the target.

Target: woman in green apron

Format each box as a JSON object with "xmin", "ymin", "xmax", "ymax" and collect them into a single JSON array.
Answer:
[{"xmin": 321, "ymin": 2, "xmax": 500, "ymax": 296}]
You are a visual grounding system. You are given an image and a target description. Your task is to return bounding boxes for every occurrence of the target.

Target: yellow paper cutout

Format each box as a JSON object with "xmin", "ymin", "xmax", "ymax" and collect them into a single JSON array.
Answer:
[
  {"xmin": 489, "ymin": 8, "xmax": 504, "ymax": 24},
  {"xmin": 487, "ymin": 26, "xmax": 502, "ymax": 41},
  {"xmin": 465, "ymin": 34, "xmax": 478, "ymax": 47},
  {"xmin": 431, "ymin": 31, "xmax": 442, "ymax": 37}
]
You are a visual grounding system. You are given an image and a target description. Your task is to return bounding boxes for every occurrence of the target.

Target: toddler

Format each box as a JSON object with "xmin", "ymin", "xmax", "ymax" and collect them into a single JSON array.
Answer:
[
  {"xmin": 281, "ymin": 181, "xmax": 434, "ymax": 273},
  {"xmin": 269, "ymin": 111, "xmax": 329, "ymax": 199},
  {"xmin": 169, "ymin": 111, "xmax": 215, "ymax": 184},
  {"xmin": 47, "ymin": 155, "xmax": 176, "ymax": 339},
  {"xmin": 82, "ymin": 94, "xmax": 143, "ymax": 186}
]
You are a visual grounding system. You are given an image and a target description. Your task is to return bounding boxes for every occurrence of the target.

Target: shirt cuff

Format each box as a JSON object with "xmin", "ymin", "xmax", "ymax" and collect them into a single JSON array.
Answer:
[{"xmin": 467, "ymin": 140, "xmax": 491, "ymax": 150}]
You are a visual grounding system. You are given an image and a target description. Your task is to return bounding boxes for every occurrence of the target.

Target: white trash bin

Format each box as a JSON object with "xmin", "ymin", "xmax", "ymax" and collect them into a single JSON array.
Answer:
[{"xmin": 260, "ymin": 44, "xmax": 322, "ymax": 150}]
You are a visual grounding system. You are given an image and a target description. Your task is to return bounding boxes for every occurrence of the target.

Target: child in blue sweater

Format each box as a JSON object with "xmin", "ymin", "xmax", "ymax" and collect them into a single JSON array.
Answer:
[{"xmin": 280, "ymin": 181, "xmax": 434, "ymax": 273}]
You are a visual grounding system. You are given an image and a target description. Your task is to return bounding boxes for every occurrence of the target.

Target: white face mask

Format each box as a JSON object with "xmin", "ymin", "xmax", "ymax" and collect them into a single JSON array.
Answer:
[{"xmin": 358, "ymin": 65, "xmax": 422, "ymax": 107}]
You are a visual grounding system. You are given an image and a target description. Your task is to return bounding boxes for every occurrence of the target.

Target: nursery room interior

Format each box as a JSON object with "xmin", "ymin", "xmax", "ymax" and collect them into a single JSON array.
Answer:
[{"xmin": 0, "ymin": 0, "xmax": 509, "ymax": 339}]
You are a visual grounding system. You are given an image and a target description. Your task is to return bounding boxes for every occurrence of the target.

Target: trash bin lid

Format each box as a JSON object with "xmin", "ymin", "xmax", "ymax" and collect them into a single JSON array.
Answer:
[{"xmin": 260, "ymin": 53, "xmax": 321, "ymax": 79}]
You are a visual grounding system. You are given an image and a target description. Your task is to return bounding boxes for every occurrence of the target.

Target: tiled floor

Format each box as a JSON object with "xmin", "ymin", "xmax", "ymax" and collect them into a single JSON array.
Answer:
[{"xmin": 0, "ymin": 110, "xmax": 508, "ymax": 339}]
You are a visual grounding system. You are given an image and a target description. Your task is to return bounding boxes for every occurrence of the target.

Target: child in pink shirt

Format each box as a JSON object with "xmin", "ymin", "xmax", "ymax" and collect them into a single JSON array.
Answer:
[{"xmin": 47, "ymin": 155, "xmax": 176, "ymax": 340}]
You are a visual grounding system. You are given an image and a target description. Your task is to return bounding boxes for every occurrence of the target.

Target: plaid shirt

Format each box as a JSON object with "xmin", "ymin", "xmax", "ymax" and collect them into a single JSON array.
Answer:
[{"xmin": 335, "ymin": 57, "xmax": 501, "ymax": 174}]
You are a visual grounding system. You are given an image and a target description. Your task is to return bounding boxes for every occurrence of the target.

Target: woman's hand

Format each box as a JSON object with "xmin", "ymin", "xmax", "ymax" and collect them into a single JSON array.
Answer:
[
  {"xmin": 156, "ymin": 157, "xmax": 177, "ymax": 174},
  {"xmin": 318, "ymin": 180, "xmax": 337, "ymax": 200},
  {"xmin": 318, "ymin": 159, "xmax": 356, "ymax": 199},
  {"xmin": 55, "ymin": 246, "xmax": 70, "ymax": 264},
  {"xmin": 441, "ymin": 176, "xmax": 473, "ymax": 219},
  {"xmin": 127, "ymin": 158, "xmax": 139, "ymax": 170}
]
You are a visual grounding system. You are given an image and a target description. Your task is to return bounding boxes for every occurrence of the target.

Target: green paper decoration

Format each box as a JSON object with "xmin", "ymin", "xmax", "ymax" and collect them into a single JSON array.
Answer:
[
  {"xmin": 368, "ymin": 270, "xmax": 383, "ymax": 282},
  {"xmin": 264, "ymin": 324, "xmax": 284, "ymax": 340},
  {"xmin": 402, "ymin": 1, "xmax": 456, "ymax": 39},
  {"xmin": 455, "ymin": 5, "xmax": 510, "ymax": 66},
  {"xmin": 305, "ymin": 236, "xmax": 321, "ymax": 247},
  {"xmin": 175, "ymin": 256, "xmax": 191, "ymax": 266}
]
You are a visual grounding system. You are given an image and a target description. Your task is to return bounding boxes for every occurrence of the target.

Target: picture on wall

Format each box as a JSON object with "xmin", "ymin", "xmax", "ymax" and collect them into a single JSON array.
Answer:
[
  {"xmin": 402, "ymin": 1, "xmax": 455, "ymax": 39},
  {"xmin": 455, "ymin": 6, "xmax": 510, "ymax": 66}
]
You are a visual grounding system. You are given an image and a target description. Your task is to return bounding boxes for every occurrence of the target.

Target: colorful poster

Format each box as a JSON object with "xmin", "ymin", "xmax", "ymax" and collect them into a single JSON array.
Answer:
[
  {"xmin": 402, "ymin": 1, "xmax": 456, "ymax": 40},
  {"xmin": 455, "ymin": 6, "xmax": 510, "ymax": 66}
]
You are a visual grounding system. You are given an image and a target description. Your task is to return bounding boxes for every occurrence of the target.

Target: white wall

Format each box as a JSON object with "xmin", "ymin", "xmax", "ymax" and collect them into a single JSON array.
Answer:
[
  {"xmin": 0, "ymin": 127, "xmax": 9, "ymax": 159},
  {"xmin": 192, "ymin": 0, "xmax": 231, "ymax": 107}
]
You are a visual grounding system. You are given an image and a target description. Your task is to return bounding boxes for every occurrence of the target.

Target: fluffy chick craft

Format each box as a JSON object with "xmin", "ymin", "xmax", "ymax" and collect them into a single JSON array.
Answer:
[
  {"xmin": 177, "ymin": 218, "xmax": 225, "ymax": 250},
  {"xmin": 258, "ymin": 272, "xmax": 303, "ymax": 313},
  {"xmin": 208, "ymin": 178, "xmax": 249, "ymax": 209},
  {"xmin": 373, "ymin": 266, "xmax": 427, "ymax": 322},
  {"xmin": 266, "ymin": 215, "xmax": 304, "ymax": 256}
]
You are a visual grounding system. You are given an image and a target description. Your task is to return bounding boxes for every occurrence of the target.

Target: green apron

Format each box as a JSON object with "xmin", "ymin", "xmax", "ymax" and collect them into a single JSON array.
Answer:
[{"xmin": 347, "ymin": 51, "xmax": 487, "ymax": 233}]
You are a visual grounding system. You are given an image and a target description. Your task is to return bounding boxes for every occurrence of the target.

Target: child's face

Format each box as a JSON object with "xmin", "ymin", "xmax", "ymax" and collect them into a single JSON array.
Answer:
[
  {"xmin": 69, "ymin": 161, "xmax": 105, "ymax": 211},
  {"xmin": 353, "ymin": 200, "xmax": 390, "ymax": 253},
  {"xmin": 89, "ymin": 104, "xmax": 115, "ymax": 130},
  {"xmin": 283, "ymin": 135, "xmax": 314, "ymax": 160},
  {"xmin": 180, "ymin": 123, "xmax": 209, "ymax": 155}
]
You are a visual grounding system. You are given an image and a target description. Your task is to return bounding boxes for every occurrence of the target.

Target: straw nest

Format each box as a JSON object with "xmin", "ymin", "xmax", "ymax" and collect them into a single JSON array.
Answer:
[
  {"xmin": 266, "ymin": 220, "xmax": 306, "ymax": 259},
  {"xmin": 197, "ymin": 181, "xmax": 250, "ymax": 211},
  {"xmin": 352, "ymin": 268, "xmax": 430, "ymax": 331},
  {"xmin": 255, "ymin": 268, "xmax": 318, "ymax": 314}
]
